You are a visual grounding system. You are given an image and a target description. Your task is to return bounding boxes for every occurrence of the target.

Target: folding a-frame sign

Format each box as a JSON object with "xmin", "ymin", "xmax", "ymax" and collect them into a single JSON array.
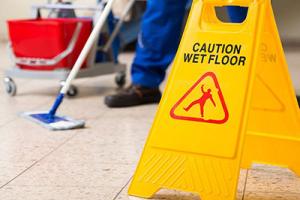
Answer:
[{"xmin": 129, "ymin": 0, "xmax": 300, "ymax": 199}]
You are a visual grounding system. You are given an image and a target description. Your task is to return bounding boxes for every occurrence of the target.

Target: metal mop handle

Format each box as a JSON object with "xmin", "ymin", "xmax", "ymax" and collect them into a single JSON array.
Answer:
[
  {"xmin": 49, "ymin": 0, "xmax": 116, "ymax": 116},
  {"xmin": 61, "ymin": 0, "xmax": 115, "ymax": 94}
]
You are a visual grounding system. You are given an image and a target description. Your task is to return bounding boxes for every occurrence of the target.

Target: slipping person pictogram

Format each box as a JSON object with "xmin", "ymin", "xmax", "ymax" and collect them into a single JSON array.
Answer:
[
  {"xmin": 170, "ymin": 72, "xmax": 229, "ymax": 124},
  {"xmin": 184, "ymin": 85, "xmax": 216, "ymax": 117}
]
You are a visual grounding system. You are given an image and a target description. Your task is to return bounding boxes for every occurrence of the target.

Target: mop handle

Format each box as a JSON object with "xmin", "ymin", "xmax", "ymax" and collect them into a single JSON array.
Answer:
[
  {"xmin": 60, "ymin": 0, "xmax": 116, "ymax": 94},
  {"xmin": 49, "ymin": 0, "xmax": 116, "ymax": 116}
]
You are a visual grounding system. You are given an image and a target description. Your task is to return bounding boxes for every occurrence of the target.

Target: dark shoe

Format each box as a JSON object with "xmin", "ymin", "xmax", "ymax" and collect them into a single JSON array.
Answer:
[
  {"xmin": 297, "ymin": 95, "xmax": 300, "ymax": 107},
  {"xmin": 105, "ymin": 85, "xmax": 162, "ymax": 108}
]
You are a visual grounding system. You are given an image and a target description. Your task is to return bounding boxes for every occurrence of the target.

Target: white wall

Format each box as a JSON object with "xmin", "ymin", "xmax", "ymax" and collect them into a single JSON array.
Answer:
[
  {"xmin": 273, "ymin": 0, "xmax": 300, "ymax": 42},
  {"xmin": 0, "ymin": 0, "xmax": 299, "ymax": 41},
  {"xmin": 0, "ymin": 0, "xmax": 36, "ymax": 40},
  {"xmin": 0, "ymin": 0, "xmax": 96, "ymax": 41}
]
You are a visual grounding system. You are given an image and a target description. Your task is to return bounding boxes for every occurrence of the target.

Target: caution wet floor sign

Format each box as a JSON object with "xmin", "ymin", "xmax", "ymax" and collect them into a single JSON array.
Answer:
[{"xmin": 129, "ymin": 0, "xmax": 300, "ymax": 200}]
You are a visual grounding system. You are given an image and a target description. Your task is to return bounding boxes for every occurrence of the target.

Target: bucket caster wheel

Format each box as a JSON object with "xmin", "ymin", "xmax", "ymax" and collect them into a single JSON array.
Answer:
[
  {"xmin": 4, "ymin": 77, "xmax": 17, "ymax": 97},
  {"xmin": 60, "ymin": 81, "xmax": 78, "ymax": 97},
  {"xmin": 115, "ymin": 71, "xmax": 126, "ymax": 88},
  {"xmin": 67, "ymin": 85, "xmax": 78, "ymax": 97}
]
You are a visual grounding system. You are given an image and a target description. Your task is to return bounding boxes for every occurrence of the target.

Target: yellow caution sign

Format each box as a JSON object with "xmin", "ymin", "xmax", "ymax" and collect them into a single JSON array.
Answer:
[{"xmin": 128, "ymin": 0, "xmax": 300, "ymax": 199}]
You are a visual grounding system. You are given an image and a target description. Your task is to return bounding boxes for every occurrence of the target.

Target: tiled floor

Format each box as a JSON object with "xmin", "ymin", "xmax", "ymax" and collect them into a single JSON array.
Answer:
[{"xmin": 0, "ymin": 42, "xmax": 299, "ymax": 200}]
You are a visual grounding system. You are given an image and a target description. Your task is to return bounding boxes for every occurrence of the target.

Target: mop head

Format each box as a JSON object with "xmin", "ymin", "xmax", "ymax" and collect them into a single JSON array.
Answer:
[{"xmin": 21, "ymin": 111, "xmax": 85, "ymax": 131}]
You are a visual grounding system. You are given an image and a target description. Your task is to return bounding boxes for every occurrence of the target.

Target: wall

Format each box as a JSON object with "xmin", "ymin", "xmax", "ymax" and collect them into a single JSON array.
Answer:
[
  {"xmin": 0, "ymin": 0, "xmax": 96, "ymax": 41},
  {"xmin": 273, "ymin": 0, "xmax": 300, "ymax": 43},
  {"xmin": 0, "ymin": 0, "xmax": 299, "ymax": 41}
]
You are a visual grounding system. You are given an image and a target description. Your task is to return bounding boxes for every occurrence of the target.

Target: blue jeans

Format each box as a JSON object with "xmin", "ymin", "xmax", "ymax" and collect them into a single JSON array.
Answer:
[{"xmin": 132, "ymin": 1, "xmax": 248, "ymax": 88}]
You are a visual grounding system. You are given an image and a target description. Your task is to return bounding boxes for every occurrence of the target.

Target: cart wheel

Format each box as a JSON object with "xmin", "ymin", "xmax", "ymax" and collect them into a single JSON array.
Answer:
[
  {"xmin": 115, "ymin": 71, "xmax": 126, "ymax": 88},
  {"xmin": 4, "ymin": 77, "xmax": 17, "ymax": 96},
  {"xmin": 67, "ymin": 85, "xmax": 78, "ymax": 97},
  {"xmin": 60, "ymin": 81, "xmax": 78, "ymax": 97}
]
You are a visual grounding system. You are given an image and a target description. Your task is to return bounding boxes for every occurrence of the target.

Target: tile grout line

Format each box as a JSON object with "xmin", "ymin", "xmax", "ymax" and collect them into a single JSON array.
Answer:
[
  {"xmin": 112, "ymin": 176, "xmax": 133, "ymax": 200},
  {"xmin": 0, "ymin": 132, "xmax": 79, "ymax": 190},
  {"xmin": 241, "ymin": 169, "xmax": 249, "ymax": 200},
  {"xmin": 0, "ymin": 108, "xmax": 110, "ymax": 190}
]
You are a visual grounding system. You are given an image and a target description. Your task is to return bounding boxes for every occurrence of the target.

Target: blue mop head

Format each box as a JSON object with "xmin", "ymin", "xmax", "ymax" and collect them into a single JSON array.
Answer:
[
  {"xmin": 21, "ymin": 93, "xmax": 85, "ymax": 131},
  {"xmin": 21, "ymin": 111, "xmax": 85, "ymax": 131}
]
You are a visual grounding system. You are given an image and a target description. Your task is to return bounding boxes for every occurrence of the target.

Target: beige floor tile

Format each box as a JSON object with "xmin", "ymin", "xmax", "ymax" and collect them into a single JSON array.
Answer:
[
  {"xmin": 9, "ymin": 161, "xmax": 135, "ymax": 188},
  {"xmin": 0, "ymin": 119, "xmax": 76, "ymax": 163},
  {"xmin": 0, "ymin": 162, "xmax": 29, "ymax": 187},
  {"xmin": 245, "ymin": 165, "xmax": 300, "ymax": 194},
  {"xmin": 42, "ymin": 130, "xmax": 147, "ymax": 165},
  {"xmin": 0, "ymin": 185, "xmax": 119, "ymax": 200},
  {"xmin": 0, "ymin": 118, "xmax": 79, "ymax": 186},
  {"xmin": 244, "ymin": 191, "xmax": 300, "ymax": 200}
]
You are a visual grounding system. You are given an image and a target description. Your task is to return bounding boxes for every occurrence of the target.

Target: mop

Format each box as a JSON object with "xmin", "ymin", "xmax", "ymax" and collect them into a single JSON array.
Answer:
[{"xmin": 22, "ymin": 0, "xmax": 116, "ymax": 131}]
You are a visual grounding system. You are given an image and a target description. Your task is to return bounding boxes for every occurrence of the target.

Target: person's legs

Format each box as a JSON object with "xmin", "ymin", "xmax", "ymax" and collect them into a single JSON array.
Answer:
[
  {"xmin": 105, "ymin": 0, "xmax": 189, "ymax": 107},
  {"xmin": 131, "ymin": 0, "xmax": 189, "ymax": 88},
  {"xmin": 184, "ymin": 99, "xmax": 200, "ymax": 112},
  {"xmin": 227, "ymin": 6, "xmax": 248, "ymax": 23}
]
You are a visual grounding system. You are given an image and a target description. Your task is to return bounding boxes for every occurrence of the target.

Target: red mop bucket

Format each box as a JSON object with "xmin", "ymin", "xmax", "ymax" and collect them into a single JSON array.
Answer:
[{"xmin": 7, "ymin": 18, "xmax": 92, "ymax": 71}]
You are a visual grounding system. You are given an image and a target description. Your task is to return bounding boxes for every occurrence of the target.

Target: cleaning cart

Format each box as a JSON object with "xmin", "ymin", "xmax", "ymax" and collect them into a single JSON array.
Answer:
[{"xmin": 4, "ymin": 0, "xmax": 135, "ymax": 97}]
